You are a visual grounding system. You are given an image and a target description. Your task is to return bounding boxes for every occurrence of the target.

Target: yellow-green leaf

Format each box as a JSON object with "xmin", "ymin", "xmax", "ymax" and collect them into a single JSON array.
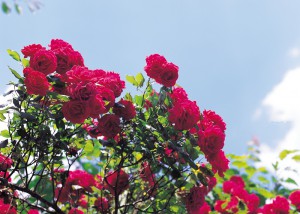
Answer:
[
  {"xmin": 279, "ymin": 149, "xmax": 298, "ymax": 160},
  {"xmin": 7, "ymin": 49, "xmax": 21, "ymax": 62}
]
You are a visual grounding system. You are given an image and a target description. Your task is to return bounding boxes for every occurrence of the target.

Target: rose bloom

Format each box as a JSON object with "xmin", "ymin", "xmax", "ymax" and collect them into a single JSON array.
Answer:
[
  {"xmin": 89, "ymin": 94, "xmax": 107, "ymax": 118},
  {"xmin": 201, "ymin": 110, "xmax": 226, "ymax": 132},
  {"xmin": 168, "ymin": 100, "xmax": 200, "ymax": 130},
  {"xmin": 53, "ymin": 47, "xmax": 84, "ymax": 75},
  {"xmin": 55, "ymin": 170, "xmax": 95, "ymax": 203},
  {"xmin": 258, "ymin": 196, "xmax": 289, "ymax": 214},
  {"xmin": 155, "ymin": 62, "xmax": 179, "ymax": 87},
  {"xmin": 66, "ymin": 82, "xmax": 98, "ymax": 101},
  {"xmin": 94, "ymin": 197, "xmax": 109, "ymax": 213},
  {"xmin": 185, "ymin": 186, "xmax": 207, "ymax": 214},
  {"xmin": 113, "ymin": 99, "xmax": 136, "ymax": 121},
  {"xmin": 97, "ymin": 114, "xmax": 121, "ymax": 138},
  {"xmin": 206, "ymin": 150, "xmax": 229, "ymax": 177},
  {"xmin": 97, "ymin": 71, "xmax": 125, "ymax": 98},
  {"xmin": 289, "ymin": 190, "xmax": 300, "ymax": 211},
  {"xmin": 62, "ymin": 100, "xmax": 90, "ymax": 124},
  {"xmin": 198, "ymin": 126, "xmax": 225, "ymax": 155},
  {"xmin": 68, "ymin": 208, "xmax": 84, "ymax": 214},
  {"xmin": 30, "ymin": 49, "xmax": 57, "ymax": 75},
  {"xmin": 24, "ymin": 68, "xmax": 50, "ymax": 96},
  {"xmin": 21, "ymin": 44, "xmax": 45, "ymax": 58},
  {"xmin": 170, "ymin": 87, "xmax": 188, "ymax": 105},
  {"xmin": 65, "ymin": 66, "xmax": 91, "ymax": 84},
  {"xmin": 0, "ymin": 198, "xmax": 17, "ymax": 214},
  {"xmin": 0, "ymin": 153, "xmax": 13, "ymax": 171},
  {"xmin": 144, "ymin": 54, "xmax": 167, "ymax": 79},
  {"xmin": 27, "ymin": 209, "xmax": 40, "ymax": 214},
  {"xmin": 49, "ymin": 39, "xmax": 73, "ymax": 50},
  {"xmin": 105, "ymin": 169, "xmax": 129, "ymax": 195}
]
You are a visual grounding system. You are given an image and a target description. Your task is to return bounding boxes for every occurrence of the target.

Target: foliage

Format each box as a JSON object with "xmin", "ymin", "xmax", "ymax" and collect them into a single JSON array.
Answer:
[
  {"xmin": 0, "ymin": 39, "xmax": 229, "ymax": 213},
  {"xmin": 1, "ymin": 0, "xmax": 42, "ymax": 14},
  {"xmin": 1, "ymin": 39, "xmax": 300, "ymax": 214}
]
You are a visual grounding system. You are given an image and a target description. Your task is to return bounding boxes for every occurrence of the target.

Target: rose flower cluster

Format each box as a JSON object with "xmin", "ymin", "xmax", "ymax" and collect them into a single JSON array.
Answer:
[{"xmin": 22, "ymin": 39, "xmax": 137, "ymax": 139}]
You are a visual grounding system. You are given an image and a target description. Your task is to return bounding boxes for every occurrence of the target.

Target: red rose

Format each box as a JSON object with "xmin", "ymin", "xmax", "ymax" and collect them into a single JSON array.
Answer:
[
  {"xmin": 21, "ymin": 44, "xmax": 45, "ymax": 58},
  {"xmin": 144, "ymin": 54, "xmax": 167, "ymax": 79},
  {"xmin": 97, "ymin": 114, "xmax": 120, "ymax": 138},
  {"xmin": 259, "ymin": 196, "xmax": 289, "ymax": 214},
  {"xmin": 65, "ymin": 66, "xmax": 91, "ymax": 84},
  {"xmin": 168, "ymin": 100, "xmax": 200, "ymax": 130},
  {"xmin": 206, "ymin": 150, "xmax": 229, "ymax": 177},
  {"xmin": 94, "ymin": 197, "xmax": 109, "ymax": 213},
  {"xmin": 245, "ymin": 193, "xmax": 260, "ymax": 213},
  {"xmin": 144, "ymin": 54, "xmax": 179, "ymax": 87},
  {"xmin": 62, "ymin": 100, "xmax": 90, "ymax": 124},
  {"xmin": 201, "ymin": 110, "xmax": 226, "ymax": 132},
  {"xmin": 156, "ymin": 62, "xmax": 178, "ymax": 87},
  {"xmin": 67, "ymin": 82, "xmax": 98, "ymax": 101},
  {"xmin": 185, "ymin": 186, "xmax": 207, "ymax": 214},
  {"xmin": 289, "ymin": 190, "xmax": 300, "ymax": 211},
  {"xmin": 105, "ymin": 169, "xmax": 129, "ymax": 195},
  {"xmin": 0, "ymin": 198, "xmax": 17, "ymax": 214},
  {"xmin": 139, "ymin": 162, "xmax": 155, "ymax": 185},
  {"xmin": 49, "ymin": 39, "xmax": 73, "ymax": 50},
  {"xmin": 89, "ymin": 94, "xmax": 107, "ymax": 118},
  {"xmin": 27, "ymin": 209, "xmax": 40, "ymax": 214},
  {"xmin": 30, "ymin": 49, "xmax": 57, "ymax": 75},
  {"xmin": 24, "ymin": 68, "xmax": 50, "ymax": 96},
  {"xmin": 53, "ymin": 47, "xmax": 84, "ymax": 75},
  {"xmin": 197, "ymin": 126, "xmax": 225, "ymax": 155},
  {"xmin": 68, "ymin": 208, "xmax": 84, "ymax": 214},
  {"xmin": 97, "ymin": 71, "xmax": 125, "ymax": 98},
  {"xmin": 0, "ymin": 154, "xmax": 13, "ymax": 171},
  {"xmin": 96, "ymin": 87, "xmax": 115, "ymax": 110},
  {"xmin": 113, "ymin": 99, "xmax": 136, "ymax": 121},
  {"xmin": 170, "ymin": 87, "xmax": 188, "ymax": 105}
]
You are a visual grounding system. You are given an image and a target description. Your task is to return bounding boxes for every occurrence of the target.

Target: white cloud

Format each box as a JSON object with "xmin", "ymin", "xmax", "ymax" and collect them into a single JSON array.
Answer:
[
  {"xmin": 288, "ymin": 48, "xmax": 300, "ymax": 58},
  {"xmin": 256, "ymin": 67, "xmax": 300, "ymax": 188}
]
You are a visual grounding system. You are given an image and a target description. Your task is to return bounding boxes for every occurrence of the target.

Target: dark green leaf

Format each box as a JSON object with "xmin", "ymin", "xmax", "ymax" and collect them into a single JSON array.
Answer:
[
  {"xmin": 285, "ymin": 178, "xmax": 298, "ymax": 186},
  {"xmin": 2, "ymin": 2, "xmax": 11, "ymax": 14}
]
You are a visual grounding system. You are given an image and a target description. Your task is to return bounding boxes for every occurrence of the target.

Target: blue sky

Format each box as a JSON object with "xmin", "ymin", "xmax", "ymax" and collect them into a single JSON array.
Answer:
[{"xmin": 1, "ymin": 0, "xmax": 300, "ymax": 155}]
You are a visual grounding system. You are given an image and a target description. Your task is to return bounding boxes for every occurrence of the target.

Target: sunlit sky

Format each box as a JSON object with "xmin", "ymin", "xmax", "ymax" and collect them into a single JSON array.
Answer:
[{"xmin": 1, "ymin": 0, "xmax": 300, "ymax": 157}]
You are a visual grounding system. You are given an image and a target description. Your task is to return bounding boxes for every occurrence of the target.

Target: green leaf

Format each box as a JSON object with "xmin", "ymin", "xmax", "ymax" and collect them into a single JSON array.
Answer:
[
  {"xmin": 254, "ymin": 187, "xmax": 274, "ymax": 198},
  {"xmin": 7, "ymin": 49, "xmax": 21, "ymax": 62},
  {"xmin": 22, "ymin": 58, "xmax": 29, "ymax": 68},
  {"xmin": 85, "ymin": 141, "xmax": 94, "ymax": 152},
  {"xmin": 292, "ymin": 155, "xmax": 300, "ymax": 162},
  {"xmin": 279, "ymin": 149, "xmax": 298, "ymax": 160},
  {"xmin": 135, "ymin": 73, "xmax": 145, "ymax": 87},
  {"xmin": 0, "ymin": 130, "xmax": 10, "ymax": 138},
  {"xmin": 8, "ymin": 67, "xmax": 22, "ymax": 80},
  {"xmin": 232, "ymin": 160, "xmax": 248, "ymax": 169},
  {"xmin": 134, "ymin": 95, "xmax": 143, "ymax": 107},
  {"xmin": 0, "ymin": 113, "xmax": 6, "ymax": 121},
  {"xmin": 14, "ymin": 3, "xmax": 21, "ymax": 14},
  {"xmin": 126, "ymin": 75, "xmax": 138, "ymax": 86},
  {"xmin": 2, "ymin": 2, "xmax": 11, "ymax": 14},
  {"xmin": 124, "ymin": 93, "xmax": 133, "ymax": 102},
  {"xmin": 258, "ymin": 176, "xmax": 269, "ymax": 184},
  {"xmin": 285, "ymin": 178, "xmax": 298, "ymax": 186}
]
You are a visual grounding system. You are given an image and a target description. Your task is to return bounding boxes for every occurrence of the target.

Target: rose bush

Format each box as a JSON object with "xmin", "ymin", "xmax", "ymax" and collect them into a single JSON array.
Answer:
[{"xmin": 0, "ymin": 39, "xmax": 299, "ymax": 213}]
